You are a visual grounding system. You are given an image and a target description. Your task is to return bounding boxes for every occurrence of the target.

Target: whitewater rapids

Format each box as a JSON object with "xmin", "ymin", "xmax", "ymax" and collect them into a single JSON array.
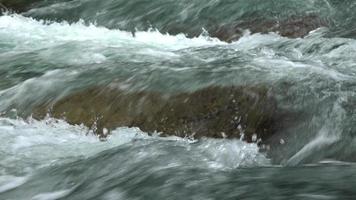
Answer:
[{"xmin": 1, "ymin": 0, "xmax": 356, "ymax": 198}]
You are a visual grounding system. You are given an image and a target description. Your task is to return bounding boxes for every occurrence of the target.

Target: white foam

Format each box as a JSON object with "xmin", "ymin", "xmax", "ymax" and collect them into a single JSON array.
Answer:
[
  {"xmin": 0, "ymin": 175, "xmax": 28, "ymax": 193},
  {"xmin": 0, "ymin": 14, "xmax": 225, "ymax": 53},
  {"xmin": 0, "ymin": 117, "xmax": 150, "ymax": 175},
  {"xmin": 196, "ymin": 138, "xmax": 270, "ymax": 169},
  {"xmin": 0, "ymin": 117, "xmax": 269, "ymax": 176},
  {"xmin": 227, "ymin": 32, "xmax": 356, "ymax": 81},
  {"xmin": 31, "ymin": 189, "xmax": 72, "ymax": 200}
]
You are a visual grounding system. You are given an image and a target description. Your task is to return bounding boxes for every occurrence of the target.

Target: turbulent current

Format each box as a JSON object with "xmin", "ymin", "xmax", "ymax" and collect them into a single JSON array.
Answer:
[{"xmin": 1, "ymin": 0, "xmax": 356, "ymax": 199}]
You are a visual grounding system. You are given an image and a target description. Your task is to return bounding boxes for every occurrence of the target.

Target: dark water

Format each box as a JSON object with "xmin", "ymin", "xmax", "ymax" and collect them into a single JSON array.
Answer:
[{"xmin": 1, "ymin": 0, "xmax": 356, "ymax": 199}]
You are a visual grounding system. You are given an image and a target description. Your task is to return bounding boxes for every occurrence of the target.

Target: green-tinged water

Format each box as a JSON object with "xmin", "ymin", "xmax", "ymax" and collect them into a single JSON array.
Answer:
[
  {"xmin": 0, "ymin": 118, "xmax": 356, "ymax": 200},
  {"xmin": 1, "ymin": 0, "xmax": 356, "ymax": 199}
]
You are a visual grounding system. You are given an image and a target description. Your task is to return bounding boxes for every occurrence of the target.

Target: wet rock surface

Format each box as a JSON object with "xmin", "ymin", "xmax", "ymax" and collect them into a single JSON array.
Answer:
[
  {"xmin": 0, "ymin": 0, "xmax": 42, "ymax": 13},
  {"xmin": 32, "ymin": 86, "xmax": 278, "ymax": 142},
  {"xmin": 135, "ymin": 14, "xmax": 329, "ymax": 42},
  {"xmin": 211, "ymin": 15, "xmax": 329, "ymax": 42}
]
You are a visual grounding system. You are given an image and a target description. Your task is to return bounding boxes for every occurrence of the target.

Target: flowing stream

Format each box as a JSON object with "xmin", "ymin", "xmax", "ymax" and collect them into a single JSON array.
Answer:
[{"xmin": 1, "ymin": 0, "xmax": 356, "ymax": 199}]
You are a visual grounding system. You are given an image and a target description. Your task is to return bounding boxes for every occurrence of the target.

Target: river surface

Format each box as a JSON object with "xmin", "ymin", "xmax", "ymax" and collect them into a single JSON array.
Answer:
[{"xmin": 1, "ymin": 0, "xmax": 356, "ymax": 199}]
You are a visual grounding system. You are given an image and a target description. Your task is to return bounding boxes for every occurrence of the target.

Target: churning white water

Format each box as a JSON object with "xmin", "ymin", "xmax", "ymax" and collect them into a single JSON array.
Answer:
[{"xmin": 1, "ymin": 1, "xmax": 356, "ymax": 197}]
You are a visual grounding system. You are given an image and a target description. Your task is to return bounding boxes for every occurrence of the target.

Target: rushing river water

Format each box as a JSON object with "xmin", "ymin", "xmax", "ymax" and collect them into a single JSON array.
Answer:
[{"xmin": 1, "ymin": 0, "xmax": 356, "ymax": 199}]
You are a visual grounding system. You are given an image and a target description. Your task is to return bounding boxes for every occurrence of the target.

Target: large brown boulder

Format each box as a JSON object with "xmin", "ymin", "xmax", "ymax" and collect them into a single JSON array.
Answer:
[{"xmin": 33, "ymin": 85, "xmax": 277, "ymax": 142}]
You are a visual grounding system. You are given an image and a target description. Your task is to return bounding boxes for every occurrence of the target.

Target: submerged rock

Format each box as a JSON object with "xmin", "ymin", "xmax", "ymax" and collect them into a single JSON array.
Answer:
[
  {"xmin": 0, "ymin": 0, "xmax": 42, "ymax": 13},
  {"xmin": 32, "ymin": 86, "xmax": 277, "ymax": 142},
  {"xmin": 211, "ymin": 15, "xmax": 328, "ymax": 42}
]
